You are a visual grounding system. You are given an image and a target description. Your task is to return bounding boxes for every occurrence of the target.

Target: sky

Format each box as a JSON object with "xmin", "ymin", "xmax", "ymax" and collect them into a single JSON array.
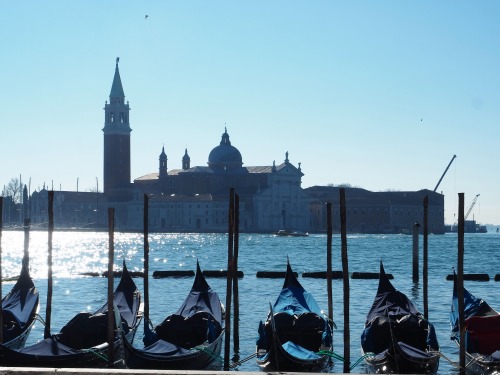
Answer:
[{"xmin": 1, "ymin": 1, "xmax": 499, "ymax": 226}]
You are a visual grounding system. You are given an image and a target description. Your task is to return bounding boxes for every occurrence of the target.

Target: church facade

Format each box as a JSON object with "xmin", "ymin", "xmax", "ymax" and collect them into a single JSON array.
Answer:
[
  {"xmin": 128, "ymin": 131, "xmax": 310, "ymax": 232},
  {"xmin": 25, "ymin": 59, "xmax": 445, "ymax": 234}
]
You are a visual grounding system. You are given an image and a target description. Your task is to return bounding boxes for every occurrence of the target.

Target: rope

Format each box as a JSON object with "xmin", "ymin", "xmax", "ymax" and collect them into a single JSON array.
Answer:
[
  {"xmin": 430, "ymin": 350, "xmax": 482, "ymax": 371},
  {"xmin": 83, "ymin": 347, "xmax": 110, "ymax": 362},
  {"xmin": 317, "ymin": 350, "xmax": 373, "ymax": 370},
  {"xmin": 193, "ymin": 345, "xmax": 224, "ymax": 364},
  {"xmin": 34, "ymin": 314, "xmax": 46, "ymax": 326},
  {"xmin": 229, "ymin": 352, "xmax": 257, "ymax": 368}
]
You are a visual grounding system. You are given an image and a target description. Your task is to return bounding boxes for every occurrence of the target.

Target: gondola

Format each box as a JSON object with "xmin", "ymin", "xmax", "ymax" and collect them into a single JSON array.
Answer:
[
  {"xmin": 1, "ymin": 262, "xmax": 39, "ymax": 349},
  {"xmin": 450, "ymin": 272, "xmax": 500, "ymax": 374},
  {"xmin": 0, "ymin": 261, "xmax": 142, "ymax": 367},
  {"xmin": 121, "ymin": 261, "xmax": 224, "ymax": 370},
  {"xmin": 361, "ymin": 262, "xmax": 440, "ymax": 373},
  {"xmin": 256, "ymin": 260, "xmax": 334, "ymax": 371}
]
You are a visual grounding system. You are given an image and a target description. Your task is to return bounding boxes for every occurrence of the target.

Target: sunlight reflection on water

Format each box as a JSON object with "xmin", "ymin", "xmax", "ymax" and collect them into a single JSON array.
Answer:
[{"xmin": 1, "ymin": 230, "xmax": 499, "ymax": 374}]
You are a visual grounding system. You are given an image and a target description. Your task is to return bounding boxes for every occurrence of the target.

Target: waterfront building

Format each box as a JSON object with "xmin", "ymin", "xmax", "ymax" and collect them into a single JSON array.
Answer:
[{"xmin": 306, "ymin": 186, "xmax": 445, "ymax": 234}]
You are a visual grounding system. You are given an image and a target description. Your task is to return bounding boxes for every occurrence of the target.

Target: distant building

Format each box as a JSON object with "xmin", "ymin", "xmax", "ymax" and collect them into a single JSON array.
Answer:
[
  {"xmin": 24, "ymin": 59, "xmax": 445, "ymax": 234},
  {"xmin": 306, "ymin": 186, "xmax": 445, "ymax": 234}
]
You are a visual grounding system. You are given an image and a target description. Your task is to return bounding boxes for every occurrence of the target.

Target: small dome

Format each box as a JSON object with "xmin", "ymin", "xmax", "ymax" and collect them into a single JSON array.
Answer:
[{"xmin": 208, "ymin": 129, "xmax": 243, "ymax": 171}]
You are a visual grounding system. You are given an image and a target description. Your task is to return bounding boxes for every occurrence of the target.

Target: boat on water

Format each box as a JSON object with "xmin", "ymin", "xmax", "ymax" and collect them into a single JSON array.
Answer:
[
  {"xmin": 361, "ymin": 262, "xmax": 440, "ymax": 374},
  {"xmin": 0, "ymin": 261, "xmax": 142, "ymax": 367},
  {"xmin": 273, "ymin": 229, "xmax": 309, "ymax": 237},
  {"xmin": 1, "ymin": 261, "xmax": 39, "ymax": 349},
  {"xmin": 450, "ymin": 272, "xmax": 500, "ymax": 374},
  {"xmin": 122, "ymin": 261, "xmax": 224, "ymax": 370},
  {"xmin": 256, "ymin": 260, "xmax": 334, "ymax": 371}
]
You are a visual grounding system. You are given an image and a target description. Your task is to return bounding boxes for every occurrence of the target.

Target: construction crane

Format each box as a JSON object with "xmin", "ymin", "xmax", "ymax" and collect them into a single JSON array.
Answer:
[
  {"xmin": 434, "ymin": 154, "xmax": 457, "ymax": 192},
  {"xmin": 464, "ymin": 194, "xmax": 480, "ymax": 221},
  {"xmin": 452, "ymin": 194, "xmax": 480, "ymax": 228}
]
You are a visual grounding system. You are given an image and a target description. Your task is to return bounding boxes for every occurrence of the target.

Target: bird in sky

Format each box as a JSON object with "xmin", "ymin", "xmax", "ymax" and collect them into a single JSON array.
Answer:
[{"xmin": 145, "ymin": 15, "xmax": 149, "ymax": 20}]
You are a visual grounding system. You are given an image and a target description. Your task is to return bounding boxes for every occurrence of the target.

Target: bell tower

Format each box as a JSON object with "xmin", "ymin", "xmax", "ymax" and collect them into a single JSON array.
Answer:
[{"xmin": 103, "ymin": 58, "xmax": 132, "ymax": 199}]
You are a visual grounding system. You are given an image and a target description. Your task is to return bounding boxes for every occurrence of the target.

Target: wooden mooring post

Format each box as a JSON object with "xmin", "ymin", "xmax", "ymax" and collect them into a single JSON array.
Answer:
[
  {"xmin": 44, "ymin": 191, "xmax": 54, "ymax": 339},
  {"xmin": 143, "ymin": 194, "xmax": 150, "ymax": 331},
  {"xmin": 0, "ymin": 197, "xmax": 3, "ymax": 344},
  {"xmin": 107, "ymin": 207, "xmax": 115, "ymax": 365},
  {"xmin": 423, "ymin": 196, "xmax": 429, "ymax": 320},
  {"xmin": 457, "ymin": 193, "xmax": 465, "ymax": 375},
  {"xmin": 233, "ymin": 193, "xmax": 240, "ymax": 356},
  {"xmin": 340, "ymin": 188, "xmax": 350, "ymax": 373},
  {"xmin": 223, "ymin": 188, "xmax": 235, "ymax": 371},
  {"xmin": 326, "ymin": 202, "xmax": 333, "ymax": 323},
  {"xmin": 412, "ymin": 221, "xmax": 420, "ymax": 283},
  {"xmin": 23, "ymin": 218, "xmax": 30, "ymax": 268}
]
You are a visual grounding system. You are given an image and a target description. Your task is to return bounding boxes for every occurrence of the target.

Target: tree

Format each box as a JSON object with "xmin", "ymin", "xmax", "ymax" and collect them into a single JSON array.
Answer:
[{"xmin": 5, "ymin": 178, "xmax": 22, "ymax": 203}]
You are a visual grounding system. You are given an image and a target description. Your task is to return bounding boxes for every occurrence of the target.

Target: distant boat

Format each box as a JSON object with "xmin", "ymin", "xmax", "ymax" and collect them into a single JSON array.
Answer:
[{"xmin": 273, "ymin": 230, "xmax": 309, "ymax": 237}]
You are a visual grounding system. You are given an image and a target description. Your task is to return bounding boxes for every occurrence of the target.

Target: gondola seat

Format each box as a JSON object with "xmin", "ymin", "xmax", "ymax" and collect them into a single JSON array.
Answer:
[
  {"xmin": 156, "ymin": 311, "xmax": 220, "ymax": 348},
  {"xmin": 466, "ymin": 314, "xmax": 500, "ymax": 355},
  {"xmin": 294, "ymin": 312, "xmax": 325, "ymax": 351},
  {"xmin": 58, "ymin": 312, "xmax": 109, "ymax": 349}
]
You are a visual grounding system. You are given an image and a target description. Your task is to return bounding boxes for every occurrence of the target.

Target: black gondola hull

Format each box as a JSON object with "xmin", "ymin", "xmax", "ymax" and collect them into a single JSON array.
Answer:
[
  {"xmin": 122, "ymin": 262, "xmax": 224, "ymax": 370},
  {"xmin": 0, "ymin": 262, "xmax": 141, "ymax": 368},
  {"xmin": 122, "ymin": 333, "xmax": 223, "ymax": 370},
  {"xmin": 1, "ymin": 263, "xmax": 39, "ymax": 349},
  {"xmin": 256, "ymin": 342, "xmax": 330, "ymax": 372},
  {"xmin": 363, "ymin": 341, "xmax": 440, "ymax": 374},
  {"xmin": 256, "ymin": 261, "xmax": 334, "ymax": 372},
  {"xmin": 361, "ymin": 262, "xmax": 440, "ymax": 374}
]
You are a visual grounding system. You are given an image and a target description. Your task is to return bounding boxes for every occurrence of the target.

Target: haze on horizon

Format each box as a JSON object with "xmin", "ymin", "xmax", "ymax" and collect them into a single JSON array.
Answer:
[{"xmin": 1, "ymin": 1, "xmax": 499, "ymax": 226}]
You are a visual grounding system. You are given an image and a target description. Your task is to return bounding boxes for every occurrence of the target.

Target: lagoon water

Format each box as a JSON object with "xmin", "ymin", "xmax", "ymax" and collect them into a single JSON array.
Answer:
[{"xmin": 1, "ymin": 230, "xmax": 499, "ymax": 373}]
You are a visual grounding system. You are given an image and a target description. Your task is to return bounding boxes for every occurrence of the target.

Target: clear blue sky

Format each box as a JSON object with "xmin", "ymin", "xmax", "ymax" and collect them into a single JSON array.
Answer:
[{"xmin": 1, "ymin": 1, "xmax": 499, "ymax": 225}]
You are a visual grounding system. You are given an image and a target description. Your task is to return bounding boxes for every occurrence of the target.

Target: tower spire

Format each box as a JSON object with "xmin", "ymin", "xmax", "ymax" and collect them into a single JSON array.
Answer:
[
  {"xmin": 110, "ymin": 57, "xmax": 125, "ymax": 99},
  {"xmin": 103, "ymin": 58, "xmax": 132, "ymax": 198}
]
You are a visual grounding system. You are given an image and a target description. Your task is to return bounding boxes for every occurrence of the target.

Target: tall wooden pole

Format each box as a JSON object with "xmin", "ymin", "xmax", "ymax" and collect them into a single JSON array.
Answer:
[
  {"xmin": 44, "ymin": 191, "xmax": 54, "ymax": 339},
  {"xmin": 340, "ymin": 188, "xmax": 350, "ymax": 373},
  {"xmin": 143, "ymin": 195, "xmax": 150, "ymax": 329},
  {"xmin": 423, "ymin": 196, "xmax": 429, "ymax": 320},
  {"xmin": 326, "ymin": 202, "xmax": 333, "ymax": 323},
  {"xmin": 23, "ymin": 218, "xmax": 30, "ymax": 268},
  {"xmin": 457, "ymin": 193, "xmax": 465, "ymax": 375},
  {"xmin": 233, "ymin": 193, "xmax": 240, "ymax": 356},
  {"xmin": 223, "ymin": 188, "xmax": 234, "ymax": 371},
  {"xmin": 412, "ymin": 221, "xmax": 420, "ymax": 282},
  {"xmin": 0, "ymin": 197, "xmax": 3, "ymax": 344},
  {"xmin": 107, "ymin": 207, "xmax": 115, "ymax": 364}
]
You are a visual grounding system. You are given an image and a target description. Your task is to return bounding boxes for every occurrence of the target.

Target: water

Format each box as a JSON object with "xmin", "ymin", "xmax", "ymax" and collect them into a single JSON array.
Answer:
[{"xmin": 1, "ymin": 230, "xmax": 499, "ymax": 373}]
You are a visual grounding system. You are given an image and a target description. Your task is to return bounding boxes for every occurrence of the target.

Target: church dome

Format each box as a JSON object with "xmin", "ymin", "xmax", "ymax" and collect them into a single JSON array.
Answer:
[{"xmin": 208, "ymin": 128, "xmax": 243, "ymax": 171}]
